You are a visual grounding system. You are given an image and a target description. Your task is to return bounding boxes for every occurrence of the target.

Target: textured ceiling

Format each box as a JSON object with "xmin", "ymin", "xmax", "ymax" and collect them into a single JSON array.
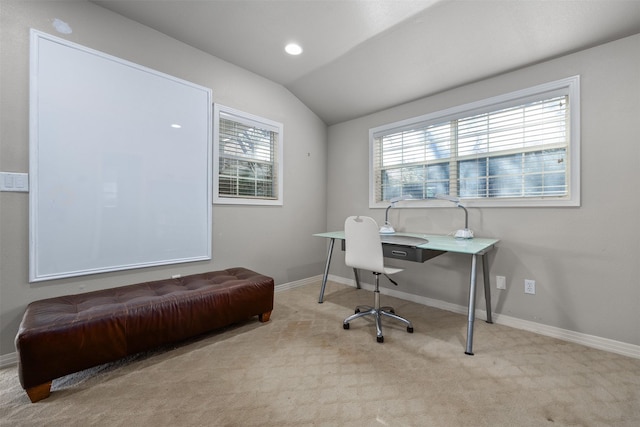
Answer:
[{"xmin": 92, "ymin": 0, "xmax": 640, "ymax": 125}]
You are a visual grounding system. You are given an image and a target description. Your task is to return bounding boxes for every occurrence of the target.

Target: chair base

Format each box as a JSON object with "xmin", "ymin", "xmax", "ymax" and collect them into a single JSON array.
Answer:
[{"xmin": 343, "ymin": 275, "xmax": 414, "ymax": 343}]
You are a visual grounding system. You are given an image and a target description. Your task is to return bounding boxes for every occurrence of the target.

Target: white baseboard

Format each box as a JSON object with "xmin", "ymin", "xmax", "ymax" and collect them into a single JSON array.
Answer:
[
  {"xmin": 313, "ymin": 274, "xmax": 640, "ymax": 360},
  {"xmin": 274, "ymin": 276, "xmax": 319, "ymax": 293},
  {"xmin": 0, "ymin": 351, "xmax": 17, "ymax": 369}
]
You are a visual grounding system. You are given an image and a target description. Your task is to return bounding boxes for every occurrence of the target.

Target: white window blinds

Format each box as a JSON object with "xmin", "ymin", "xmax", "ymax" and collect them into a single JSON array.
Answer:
[
  {"xmin": 214, "ymin": 105, "xmax": 283, "ymax": 205},
  {"xmin": 370, "ymin": 76, "xmax": 580, "ymax": 207}
]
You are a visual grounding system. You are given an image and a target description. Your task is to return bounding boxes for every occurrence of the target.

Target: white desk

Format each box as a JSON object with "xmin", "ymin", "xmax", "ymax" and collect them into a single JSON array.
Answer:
[{"xmin": 314, "ymin": 231, "xmax": 499, "ymax": 355}]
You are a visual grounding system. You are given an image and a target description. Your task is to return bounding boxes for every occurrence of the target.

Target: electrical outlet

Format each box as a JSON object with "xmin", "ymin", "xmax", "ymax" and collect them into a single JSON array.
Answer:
[
  {"xmin": 496, "ymin": 275, "xmax": 506, "ymax": 290},
  {"xmin": 524, "ymin": 279, "xmax": 536, "ymax": 294}
]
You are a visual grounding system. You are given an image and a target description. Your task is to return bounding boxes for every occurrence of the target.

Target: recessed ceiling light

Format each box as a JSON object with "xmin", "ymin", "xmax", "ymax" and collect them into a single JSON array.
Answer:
[{"xmin": 285, "ymin": 43, "xmax": 303, "ymax": 56}]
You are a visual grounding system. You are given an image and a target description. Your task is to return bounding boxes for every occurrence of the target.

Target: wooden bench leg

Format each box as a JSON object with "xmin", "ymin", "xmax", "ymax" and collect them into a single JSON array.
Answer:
[
  {"xmin": 26, "ymin": 381, "xmax": 52, "ymax": 403},
  {"xmin": 259, "ymin": 310, "xmax": 272, "ymax": 323}
]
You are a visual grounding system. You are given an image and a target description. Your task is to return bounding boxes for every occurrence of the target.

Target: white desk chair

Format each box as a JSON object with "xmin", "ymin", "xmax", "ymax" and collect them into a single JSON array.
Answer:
[{"xmin": 343, "ymin": 216, "xmax": 414, "ymax": 343}]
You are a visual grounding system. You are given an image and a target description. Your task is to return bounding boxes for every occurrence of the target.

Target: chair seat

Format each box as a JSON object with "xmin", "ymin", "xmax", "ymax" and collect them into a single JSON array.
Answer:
[{"xmin": 382, "ymin": 266, "xmax": 403, "ymax": 275}]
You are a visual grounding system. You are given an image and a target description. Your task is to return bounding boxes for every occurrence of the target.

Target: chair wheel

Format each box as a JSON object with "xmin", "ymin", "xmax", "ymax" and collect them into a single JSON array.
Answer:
[
  {"xmin": 343, "ymin": 323, "xmax": 350, "ymax": 330},
  {"xmin": 355, "ymin": 308, "xmax": 360, "ymax": 314},
  {"xmin": 407, "ymin": 327, "xmax": 414, "ymax": 333},
  {"xmin": 377, "ymin": 336, "xmax": 384, "ymax": 343}
]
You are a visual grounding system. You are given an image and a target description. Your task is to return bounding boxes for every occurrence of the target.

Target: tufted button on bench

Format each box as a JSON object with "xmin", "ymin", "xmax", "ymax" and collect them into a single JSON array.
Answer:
[{"xmin": 15, "ymin": 267, "xmax": 274, "ymax": 402}]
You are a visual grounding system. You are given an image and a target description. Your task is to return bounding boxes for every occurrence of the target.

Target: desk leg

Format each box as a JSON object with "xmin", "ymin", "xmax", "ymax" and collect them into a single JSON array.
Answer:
[
  {"xmin": 318, "ymin": 238, "xmax": 335, "ymax": 303},
  {"xmin": 482, "ymin": 254, "xmax": 493, "ymax": 324},
  {"xmin": 465, "ymin": 254, "xmax": 478, "ymax": 355}
]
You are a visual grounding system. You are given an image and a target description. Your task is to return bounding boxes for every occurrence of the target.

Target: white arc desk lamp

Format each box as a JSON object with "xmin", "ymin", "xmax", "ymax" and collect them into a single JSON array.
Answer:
[
  {"xmin": 435, "ymin": 194, "xmax": 474, "ymax": 239},
  {"xmin": 379, "ymin": 195, "xmax": 412, "ymax": 234}
]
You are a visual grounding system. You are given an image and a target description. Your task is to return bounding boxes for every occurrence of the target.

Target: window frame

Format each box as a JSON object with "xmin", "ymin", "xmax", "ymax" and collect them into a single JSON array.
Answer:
[
  {"xmin": 213, "ymin": 104, "xmax": 284, "ymax": 206},
  {"xmin": 369, "ymin": 76, "xmax": 581, "ymax": 208}
]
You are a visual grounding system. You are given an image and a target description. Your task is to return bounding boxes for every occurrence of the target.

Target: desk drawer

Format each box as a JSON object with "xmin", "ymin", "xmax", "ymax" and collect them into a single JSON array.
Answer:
[
  {"xmin": 340, "ymin": 240, "xmax": 445, "ymax": 263},
  {"xmin": 382, "ymin": 244, "xmax": 445, "ymax": 263}
]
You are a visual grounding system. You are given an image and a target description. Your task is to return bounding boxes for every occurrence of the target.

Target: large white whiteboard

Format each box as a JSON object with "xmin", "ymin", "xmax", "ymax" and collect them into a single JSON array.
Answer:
[{"xmin": 29, "ymin": 30, "xmax": 212, "ymax": 282}]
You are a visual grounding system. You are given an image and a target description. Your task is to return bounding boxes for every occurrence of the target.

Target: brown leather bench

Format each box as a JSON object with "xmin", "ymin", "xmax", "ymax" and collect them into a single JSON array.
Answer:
[{"xmin": 15, "ymin": 267, "xmax": 274, "ymax": 402}]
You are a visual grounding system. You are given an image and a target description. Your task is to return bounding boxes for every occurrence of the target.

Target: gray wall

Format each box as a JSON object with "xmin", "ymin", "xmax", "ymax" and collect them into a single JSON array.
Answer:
[
  {"xmin": 326, "ymin": 34, "xmax": 640, "ymax": 347},
  {"xmin": 0, "ymin": 1, "xmax": 328, "ymax": 357}
]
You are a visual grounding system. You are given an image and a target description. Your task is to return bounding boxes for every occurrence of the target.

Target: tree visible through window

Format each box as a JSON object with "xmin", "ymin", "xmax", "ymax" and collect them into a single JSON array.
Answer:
[{"xmin": 370, "ymin": 76, "xmax": 580, "ymax": 208}]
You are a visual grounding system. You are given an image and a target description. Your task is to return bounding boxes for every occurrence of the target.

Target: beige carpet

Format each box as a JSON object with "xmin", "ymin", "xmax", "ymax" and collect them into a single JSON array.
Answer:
[{"xmin": 1, "ymin": 281, "xmax": 639, "ymax": 426}]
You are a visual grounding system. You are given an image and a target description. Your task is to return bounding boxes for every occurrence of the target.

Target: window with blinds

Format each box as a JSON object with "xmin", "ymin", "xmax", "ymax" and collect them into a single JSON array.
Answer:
[
  {"xmin": 213, "ymin": 105, "xmax": 283, "ymax": 205},
  {"xmin": 370, "ymin": 76, "xmax": 580, "ymax": 208}
]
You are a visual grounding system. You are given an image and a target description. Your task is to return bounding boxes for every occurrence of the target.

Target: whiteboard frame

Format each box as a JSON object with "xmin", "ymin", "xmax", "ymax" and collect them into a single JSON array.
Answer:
[{"xmin": 29, "ymin": 30, "xmax": 213, "ymax": 282}]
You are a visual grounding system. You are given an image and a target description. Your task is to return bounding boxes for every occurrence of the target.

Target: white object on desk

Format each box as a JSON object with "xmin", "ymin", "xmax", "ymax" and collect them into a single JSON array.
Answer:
[
  {"xmin": 455, "ymin": 229, "xmax": 474, "ymax": 239},
  {"xmin": 379, "ymin": 224, "xmax": 396, "ymax": 234},
  {"xmin": 379, "ymin": 195, "xmax": 412, "ymax": 234},
  {"xmin": 436, "ymin": 194, "xmax": 473, "ymax": 239}
]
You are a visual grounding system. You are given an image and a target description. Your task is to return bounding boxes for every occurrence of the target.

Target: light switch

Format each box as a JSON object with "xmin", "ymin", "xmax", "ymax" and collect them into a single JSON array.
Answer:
[
  {"xmin": 3, "ymin": 173, "xmax": 14, "ymax": 188},
  {"xmin": 0, "ymin": 172, "xmax": 29, "ymax": 192}
]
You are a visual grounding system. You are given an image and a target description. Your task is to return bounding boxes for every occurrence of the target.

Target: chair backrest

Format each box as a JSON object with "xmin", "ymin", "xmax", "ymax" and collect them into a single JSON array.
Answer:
[{"xmin": 344, "ymin": 216, "xmax": 385, "ymax": 273}]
